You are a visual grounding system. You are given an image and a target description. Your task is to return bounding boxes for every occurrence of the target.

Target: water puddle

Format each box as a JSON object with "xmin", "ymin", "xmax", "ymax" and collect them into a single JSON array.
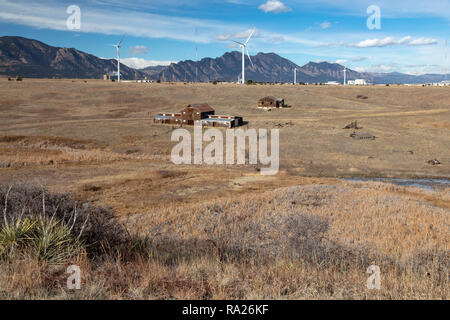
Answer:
[{"xmin": 345, "ymin": 177, "xmax": 450, "ymax": 191}]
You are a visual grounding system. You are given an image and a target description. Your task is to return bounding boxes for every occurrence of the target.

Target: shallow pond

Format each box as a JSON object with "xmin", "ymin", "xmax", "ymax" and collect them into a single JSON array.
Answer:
[{"xmin": 346, "ymin": 177, "xmax": 450, "ymax": 191}]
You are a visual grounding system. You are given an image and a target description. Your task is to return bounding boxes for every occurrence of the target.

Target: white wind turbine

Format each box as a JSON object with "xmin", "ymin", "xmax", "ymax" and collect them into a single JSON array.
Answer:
[
  {"xmin": 112, "ymin": 33, "xmax": 126, "ymax": 82},
  {"xmin": 343, "ymin": 67, "xmax": 347, "ymax": 85},
  {"xmin": 231, "ymin": 29, "xmax": 255, "ymax": 84},
  {"xmin": 445, "ymin": 40, "xmax": 448, "ymax": 83}
]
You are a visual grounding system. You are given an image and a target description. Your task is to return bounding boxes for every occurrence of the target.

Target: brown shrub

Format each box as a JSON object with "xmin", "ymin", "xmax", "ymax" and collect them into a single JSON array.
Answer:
[{"xmin": 0, "ymin": 184, "xmax": 128, "ymax": 257}]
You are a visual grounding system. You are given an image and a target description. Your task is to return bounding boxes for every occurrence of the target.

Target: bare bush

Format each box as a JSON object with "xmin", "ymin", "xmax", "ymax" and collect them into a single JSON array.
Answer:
[{"xmin": 0, "ymin": 184, "xmax": 128, "ymax": 256}]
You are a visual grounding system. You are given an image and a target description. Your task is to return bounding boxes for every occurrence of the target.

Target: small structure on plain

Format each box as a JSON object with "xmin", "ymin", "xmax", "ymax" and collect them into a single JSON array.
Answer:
[
  {"xmin": 258, "ymin": 96, "xmax": 286, "ymax": 109},
  {"xmin": 154, "ymin": 104, "xmax": 244, "ymax": 128}
]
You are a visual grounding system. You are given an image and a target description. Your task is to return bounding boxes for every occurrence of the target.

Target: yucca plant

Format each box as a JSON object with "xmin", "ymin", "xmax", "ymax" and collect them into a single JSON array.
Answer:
[
  {"xmin": 1, "ymin": 187, "xmax": 86, "ymax": 265},
  {"xmin": 1, "ymin": 184, "xmax": 129, "ymax": 258},
  {"xmin": 0, "ymin": 187, "xmax": 34, "ymax": 256},
  {"xmin": 0, "ymin": 216, "xmax": 36, "ymax": 256},
  {"xmin": 31, "ymin": 217, "xmax": 82, "ymax": 265}
]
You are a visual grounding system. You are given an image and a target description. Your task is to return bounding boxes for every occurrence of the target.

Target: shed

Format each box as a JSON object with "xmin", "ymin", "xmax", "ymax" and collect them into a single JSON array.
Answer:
[
  {"xmin": 153, "ymin": 112, "xmax": 182, "ymax": 125},
  {"xmin": 180, "ymin": 104, "xmax": 215, "ymax": 125},
  {"xmin": 350, "ymin": 132, "xmax": 376, "ymax": 140},
  {"xmin": 258, "ymin": 96, "xmax": 285, "ymax": 109},
  {"xmin": 203, "ymin": 115, "xmax": 243, "ymax": 128}
]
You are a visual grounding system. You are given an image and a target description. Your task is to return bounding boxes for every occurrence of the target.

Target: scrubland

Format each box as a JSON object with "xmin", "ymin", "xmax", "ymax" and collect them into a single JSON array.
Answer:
[
  {"xmin": 1, "ymin": 182, "xmax": 448, "ymax": 299},
  {"xmin": 0, "ymin": 79, "xmax": 448, "ymax": 299}
]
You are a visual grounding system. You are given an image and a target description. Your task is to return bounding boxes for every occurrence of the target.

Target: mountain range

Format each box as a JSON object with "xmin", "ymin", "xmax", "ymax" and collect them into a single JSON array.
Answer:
[
  {"xmin": 0, "ymin": 36, "xmax": 140, "ymax": 79},
  {"xmin": 1, "ymin": 36, "xmax": 448, "ymax": 84}
]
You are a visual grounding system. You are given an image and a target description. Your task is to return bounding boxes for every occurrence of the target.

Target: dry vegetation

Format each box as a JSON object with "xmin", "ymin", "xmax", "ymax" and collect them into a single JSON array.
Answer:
[
  {"xmin": 1, "ymin": 182, "xmax": 448, "ymax": 299},
  {"xmin": 0, "ymin": 79, "xmax": 448, "ymax": 299}
]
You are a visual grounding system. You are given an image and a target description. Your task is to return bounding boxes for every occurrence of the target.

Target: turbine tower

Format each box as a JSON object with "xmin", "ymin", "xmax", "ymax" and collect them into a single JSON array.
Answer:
[
  {"xmin": 231, "ymin": 29, "xmax": 255, "ymax": 84},
  {"xmin": 445, "ymin": 40, "xmax": 448, "ymax": 82},
  {"xmin": 343, "ymin": 67, "xmax": 347, "ymax": 86},
  {"xmin": 195, "ymin": 28, "xmax": 198, "ymax": 83},
  {"xmin": 294, "ymin": 68, "xmax": 297, "ymax": 84},
  {"xmin": 112, "ymin": 33, "xmax": 126, "ymax": 82}
]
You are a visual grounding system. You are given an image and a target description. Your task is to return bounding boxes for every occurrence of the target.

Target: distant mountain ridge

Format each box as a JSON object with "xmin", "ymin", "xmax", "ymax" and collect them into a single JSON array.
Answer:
[
  {"xmin": 151, "ymin": 54, "xmax": 449, "ymax": 84},
  {"xmin": 0, "ymin": 36, "xmax": 142, "ymax": 79},
  {"xmin": 1, "ymin": 36, "xmax": 448, "ymax": 84}
]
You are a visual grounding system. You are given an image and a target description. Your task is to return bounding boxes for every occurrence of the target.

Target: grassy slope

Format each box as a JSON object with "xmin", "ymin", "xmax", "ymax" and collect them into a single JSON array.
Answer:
[{"xmin": 0, "ymin": 79, "xmax": 448, "ymax": 299}]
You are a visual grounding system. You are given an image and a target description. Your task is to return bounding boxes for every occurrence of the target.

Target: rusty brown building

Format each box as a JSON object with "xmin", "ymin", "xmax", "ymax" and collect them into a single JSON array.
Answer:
[
  {"xmin": 258, "ymin": 96, "xmax": 285, "ymax": 109},
  {"xmin": 154, "ymin": 104, "xmax": 243, "ymax": 128},
  {"xmin": 180, "ymin": 104, "xmax": 215, "ymax": 125}
]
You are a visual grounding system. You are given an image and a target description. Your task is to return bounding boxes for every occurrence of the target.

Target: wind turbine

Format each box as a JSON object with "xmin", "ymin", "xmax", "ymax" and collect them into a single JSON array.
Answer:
[
  {"xmin": 445, "ymin": 40, "xmax": 448, "ymax": 83},
  {"xmin": 294, "ymin": 68, "xmax": 297, "ymax": 85},
  {"xmin": 112, "ymin": 33, "xmax": 126, "ymax": 82},
  {"xmin": 195, "ymin": 28, "xmax": 198, "ymax": 83},
  {"xmin": 343, "ymin": 67, "xmax": 347, "ymax": 86},
  {"xmin": 231, "ymin": 29, "xmax": 255, "ymax": 84}
]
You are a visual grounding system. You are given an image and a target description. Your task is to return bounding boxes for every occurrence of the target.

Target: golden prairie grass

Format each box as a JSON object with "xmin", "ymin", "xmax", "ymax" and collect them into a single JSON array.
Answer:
[
  {"xmin": 0, "ymin": 80, "xmax": 448, "ymax": 300},
  {"xmin": 0, "ymin": 182, "xmax": 447, "ymax": 300},
  {"xmin": 1, "ymin": 80, "xmax": 449, "ymax": 178},
  {"xmin": 0, "ymin": 135, "xmax": 169, "ymax": 168},
  {"xmin": 113, "ymin": 182, "xmax": 447, "ymax": 299},
  {"xmin": 126, "ymin": 182, "xmax": 449, "ymax": 255}
]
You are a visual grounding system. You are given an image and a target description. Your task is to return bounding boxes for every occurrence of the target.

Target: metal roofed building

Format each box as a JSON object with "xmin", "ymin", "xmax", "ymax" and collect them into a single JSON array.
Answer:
[
  {"xmin": 348, "ymin": 79, "xmax": 368, "ymax": 86},
  {"xmin": 154, "ymin": 104, "xmax": 244, "ymax": 128},
  {"xmin": 202, "ymin": 115, "xmax": 243, "ymax": 128},
  {"xmin": 258, "ymin": 96, "xmax": 285, "ymax": 109}
]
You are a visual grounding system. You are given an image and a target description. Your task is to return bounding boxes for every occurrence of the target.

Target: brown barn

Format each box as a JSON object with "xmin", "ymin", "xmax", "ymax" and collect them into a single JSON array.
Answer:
[
  {"xmin": 180, "ymin": 104, "xmax": 215, "ymax": 125},
  {"xmin": 154, "ymin": 104, "xmax": 244, "ymax": 128},
  {"xmin": 258, "ymin": 96, "xmax": 285, "ymax": 109}
]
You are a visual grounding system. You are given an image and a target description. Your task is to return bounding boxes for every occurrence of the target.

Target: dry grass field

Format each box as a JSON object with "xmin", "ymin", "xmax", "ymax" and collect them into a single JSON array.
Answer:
[{"xmin": 0, "ymin": 79, "xmax": 448, "ymax": 299}]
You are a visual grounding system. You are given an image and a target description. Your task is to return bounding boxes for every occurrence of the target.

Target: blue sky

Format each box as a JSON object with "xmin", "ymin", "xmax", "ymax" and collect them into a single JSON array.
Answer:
[{"xmin": 0, "ymin": 0, "xmax": 449, "ymax": 74}]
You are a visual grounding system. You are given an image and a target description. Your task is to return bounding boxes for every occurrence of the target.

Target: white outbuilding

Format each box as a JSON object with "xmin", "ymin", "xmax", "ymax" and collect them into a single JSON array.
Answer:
[{"xmin": 347, "ymin": 79, "xmax": 368, "ymax": 85}]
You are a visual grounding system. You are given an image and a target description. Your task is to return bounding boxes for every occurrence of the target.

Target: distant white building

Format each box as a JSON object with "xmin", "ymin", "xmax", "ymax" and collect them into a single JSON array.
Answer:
[
  {"xmin": 347, "ymin": 79, "xmax": 368, "ymax": 86},
  {"xmin": 326, "ymin": 81, "xmax": 340, "ymax": 85},
  {"xmin": 421, "ymin": 81, "xmax": 450, "ymax": 86}
]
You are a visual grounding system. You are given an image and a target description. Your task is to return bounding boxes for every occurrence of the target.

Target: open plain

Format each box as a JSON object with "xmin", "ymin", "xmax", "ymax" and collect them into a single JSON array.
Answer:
[{"xmin": 0, "ymin": 79, "xmax": 448, "ymax": 299}]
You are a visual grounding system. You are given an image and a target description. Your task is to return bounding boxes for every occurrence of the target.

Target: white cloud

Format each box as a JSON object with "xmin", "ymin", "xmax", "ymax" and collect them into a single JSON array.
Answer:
[
  {"xmin": 348, "ymin": 36, "xmax": 409, "ymax": 48},
  {"xmin": 402, "ymin": 64, "xmax": 447, "ymax": 75},
  {"xmin": 120, "ymin": 58, "xmax": 175, "ymax": 69},
  {"xmin": 408, "ymin": 38, "xmax": 439, "ymax": 46},
  {"xmin": 225, "ymin": 0, "xmax": 249, "ymax": 4},
  {"xmin": 348, "ymin": 36, "xmax": 438, "ymax": 48},
  {"xmin": 294, "ymin": 0, "xmax": 450, "ymax": 19},
  {"xmin": 0, "ymin": 0, "xmax": 234, "ymax": 44},
  {"xmin": 320, "ymin": 21, "xmax": 331, "ymax": 29},
  {"xmin": 258, "ymin": 0, "xmax": 291, "ymax": 14},
  {"xmin": 353, "ymin": 67, "xmax": 366, "ymax": 73},
  {"xmin": 354, "ymin": 64, "xmax": 395, "ymax": 73},
  {"xmin": 270, "ymin": 35, "xmax": 285, "ymax": 43},
  {"xmin": 350, "ymin": 56, "xmax": 367, "ymax": 62},
  {"xmin": 336, "ymin": 59, "xmax": 347, "ymax": 64},
  {"xmin": 216, "ymin": 29, "xmax": 260, "ymax": 41},
  {"xmin": 129, "ymin": 45, "xmax": 149, "ymax": 55},
  {"xmin": 227, "ymin": 42, "xmax": 239, "ymax": 49},
  {"xmin": 354, "ymin": 66, "xmax": 392, "ymax": 73},
  {"xmin": 353, "ymin": 63, "xmax": 447, "ymax": 75}
]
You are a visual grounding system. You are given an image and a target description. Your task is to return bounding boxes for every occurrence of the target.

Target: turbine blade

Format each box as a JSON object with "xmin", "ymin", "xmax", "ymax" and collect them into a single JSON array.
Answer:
[
  {"xmin": 246, "ymin": 48, "xmax": 254, "ymax": 67},
  {"xmin": 231, "ymin": 40, "xmax": 244, "ymax": 46},
  {"xmin": 245, "ymin": 28, "xmax": 255, "ymax": 45},
  {"xmin": 118, "ymin": 33, "xmax": 126, "ymax": 46}
]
